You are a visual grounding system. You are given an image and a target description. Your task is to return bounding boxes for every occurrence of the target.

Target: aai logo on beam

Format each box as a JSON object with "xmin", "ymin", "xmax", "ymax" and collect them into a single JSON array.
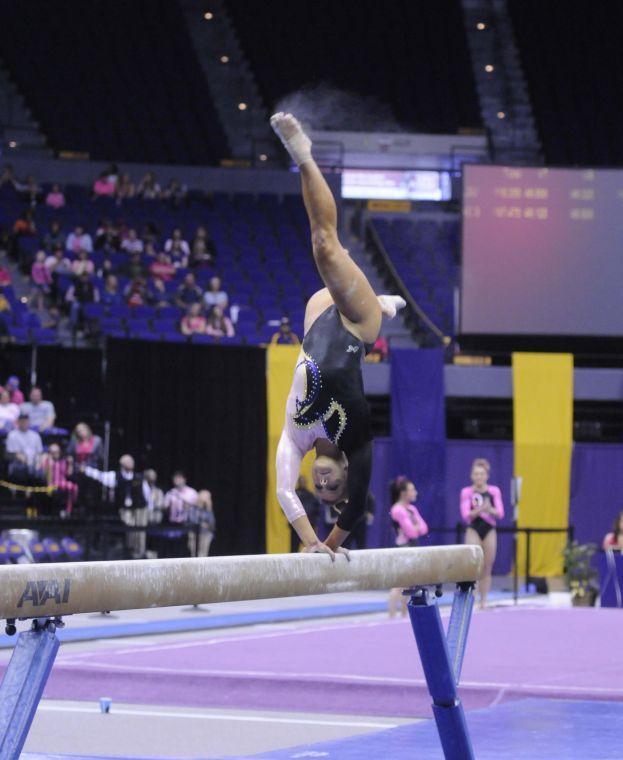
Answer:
[{"xmin": 16, "ymin": 579, "xmax": 71, "ymax": 608}]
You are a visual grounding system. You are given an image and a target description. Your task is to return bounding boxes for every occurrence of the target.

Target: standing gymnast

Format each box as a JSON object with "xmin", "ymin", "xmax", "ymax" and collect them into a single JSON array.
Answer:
[
  {"xmin": 271, "ymin": 112, "xmax": 405, "ymax": 559},
  {"xmin": 460, "ymin": 458, "xmax": 505, "ymax": 608}
]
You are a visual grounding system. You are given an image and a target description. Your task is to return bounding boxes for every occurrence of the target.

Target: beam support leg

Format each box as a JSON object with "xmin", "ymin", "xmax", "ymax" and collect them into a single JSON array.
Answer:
[
  {"xmin": 407, "ymin": 585, "xmax": 475, "ymax": 760},
  {"xmin": 0, "ymin": 619, "xmax": 61, "ymax": 760}
]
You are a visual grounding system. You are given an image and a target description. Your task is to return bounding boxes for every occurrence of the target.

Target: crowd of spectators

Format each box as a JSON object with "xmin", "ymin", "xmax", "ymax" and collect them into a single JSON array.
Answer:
[{"xmin": 0, "ymin": 372, "xmax": 216, "ymax": 557}]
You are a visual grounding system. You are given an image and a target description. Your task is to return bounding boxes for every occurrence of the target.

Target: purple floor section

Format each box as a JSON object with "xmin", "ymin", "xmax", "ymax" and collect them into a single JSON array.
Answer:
[{"xmin": 9, "ymin": 608, "xmax": 623, "ymax": 718}]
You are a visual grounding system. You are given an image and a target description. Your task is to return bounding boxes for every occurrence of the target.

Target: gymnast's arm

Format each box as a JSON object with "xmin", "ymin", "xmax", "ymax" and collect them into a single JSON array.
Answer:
[
  {"xmin": 276, "ymin": 429, "xmax": 332, "ymax": 554},
  {"xmin": 325, "ymin": 441, "xmax": 372, "ymax": 551}
]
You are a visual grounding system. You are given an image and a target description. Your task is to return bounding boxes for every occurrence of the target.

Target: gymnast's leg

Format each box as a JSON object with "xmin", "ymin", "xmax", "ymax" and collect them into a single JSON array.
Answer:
[{"xmin": 271, "ymin": 112, "xmax": 381, "ymax": 343}]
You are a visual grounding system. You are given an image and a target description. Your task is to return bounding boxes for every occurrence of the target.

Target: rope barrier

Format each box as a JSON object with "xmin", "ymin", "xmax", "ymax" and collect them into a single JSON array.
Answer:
[{"xmin": 0, "ymin": 480, "xmax": 57, "ymax": 495}]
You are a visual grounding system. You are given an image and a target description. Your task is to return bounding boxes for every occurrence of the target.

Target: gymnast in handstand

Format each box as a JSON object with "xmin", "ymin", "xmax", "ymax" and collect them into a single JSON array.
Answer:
[{"xmin": 271, "ymin": 112, "xmax": 405, "ymax": 559}]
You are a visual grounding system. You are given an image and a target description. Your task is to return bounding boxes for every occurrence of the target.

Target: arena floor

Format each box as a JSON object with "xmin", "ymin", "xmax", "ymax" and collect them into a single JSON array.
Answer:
[{"xmin": 2, "ymin": 588, "xmax": 621, "ymax": 759}]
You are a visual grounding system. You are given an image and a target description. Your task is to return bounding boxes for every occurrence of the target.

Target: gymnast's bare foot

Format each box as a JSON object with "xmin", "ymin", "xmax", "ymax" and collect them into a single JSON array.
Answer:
[{"xmin": 270, "ymin": 112, "xmax": 312, "ymax": 166}]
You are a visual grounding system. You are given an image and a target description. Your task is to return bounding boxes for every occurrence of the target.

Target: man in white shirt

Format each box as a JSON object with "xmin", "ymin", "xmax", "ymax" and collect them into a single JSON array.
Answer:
[
  {"xmin": 6, "ymin": 413, "xmax": 44, "ymax": 482},
  {"xmin": 20, "ymin": 387, "xmax": 56, "ymax": 431},
  {"xmin": 203, "ymin": 276, "xmax": 229, "ymax": 311}
]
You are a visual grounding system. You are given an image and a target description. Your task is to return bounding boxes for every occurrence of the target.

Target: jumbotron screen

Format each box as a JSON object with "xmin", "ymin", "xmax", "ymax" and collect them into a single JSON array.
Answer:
[{"xmin": 461, "ymin": 164, "xmax": 623, "ymax": 336}]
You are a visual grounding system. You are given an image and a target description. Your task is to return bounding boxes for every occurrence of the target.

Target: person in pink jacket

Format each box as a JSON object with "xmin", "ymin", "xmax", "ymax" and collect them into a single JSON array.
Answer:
[
  {"xmin": 460, "ymin": 458, "xmax": 504, "ymax": 609},
  {"xmin": 388, "ymin": 476, "xmax": 429, "ymax": 616}
]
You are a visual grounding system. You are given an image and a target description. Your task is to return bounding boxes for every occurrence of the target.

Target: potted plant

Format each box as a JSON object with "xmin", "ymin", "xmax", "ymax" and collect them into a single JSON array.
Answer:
[{"xmin": 562, "ymin": 541, "xmax": 598, "ymax": 607}]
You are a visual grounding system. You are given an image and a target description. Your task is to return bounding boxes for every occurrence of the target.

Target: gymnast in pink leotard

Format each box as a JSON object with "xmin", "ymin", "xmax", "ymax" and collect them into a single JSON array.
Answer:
[
  {"xmin": 388, "ymin": 476, "xmax": 429, "ymax": 616},
  {"xmin": 460, "ymin": 458, "xmax": 504, "ymax": 609}
]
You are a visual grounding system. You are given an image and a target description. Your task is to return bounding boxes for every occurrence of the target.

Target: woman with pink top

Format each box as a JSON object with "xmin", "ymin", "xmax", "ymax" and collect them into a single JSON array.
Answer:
[
  {"xmin": 460, "ymin": 458, "xmax": 504, "ymax": 609},
  {"xmin": 30, "ymin": 250, "xmax": 52, "ymax": 310},
  {"xmin": 388, "ymin": 476, "xmax": 429, "ymax": 616}
]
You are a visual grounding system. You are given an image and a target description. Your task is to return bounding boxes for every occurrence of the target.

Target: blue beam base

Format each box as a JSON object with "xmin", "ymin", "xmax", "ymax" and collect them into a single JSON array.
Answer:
[
  {"xmin": 408, "ymin": 584, "xmax": 475, "ymax": 760},
  {"xmin": 0, "ymin": 620, "xmax": 60, "ymax": 760}
]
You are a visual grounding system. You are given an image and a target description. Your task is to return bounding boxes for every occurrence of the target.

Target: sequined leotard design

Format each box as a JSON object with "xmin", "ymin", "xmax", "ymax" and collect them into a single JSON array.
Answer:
[{"xmin": 290, "ymin": 305, "xmax": 371, "ymax": 456}]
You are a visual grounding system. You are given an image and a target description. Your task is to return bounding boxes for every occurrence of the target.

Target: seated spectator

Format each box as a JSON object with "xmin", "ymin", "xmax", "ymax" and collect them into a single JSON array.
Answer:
[
  {"xmin": 71, "ymin": 249, "xmax": 95, "ymax": 277},
  {"xmin": 30, "ymin": 250, "xmax": 52, "ymax": 311},
  {"xmin": 271, "ymin": 316, "xmax": 300, "ymax": 345},
  {"xmin": 175, "ymin": 273, "xmax": 203, "ymax": 308},
  {"xmin": 66, "ymin": 273, "xmax": 100, "ymax": 329},
  {"xmin": 94, "ymin": 218, "xmax": 121, "ymax": 252},
  {"xmin": 144, "ymin": 241, "xmax": 159, "ymax": 259},
  {"xmin": 66, "ymin": 225, "xmax": 93, "ymax": 254},
  {"xmin": 192, "ymin": 225, "xmax": 216, "ymax": 257},
  {"xmin": 125, "ymin": 277, "xmax": 148, "ymax": 307},
  {"xmin": 142, "ymin": 221, "xmax": 159, "ymax": 246},
  {"xmin": 180, "ymin": 303, "xmax": 207, "ymax": 335},
  {"xmin": 101, "ymin": 274, "xmax": 123, "ymax": 307},
  {"xmin": 5, "ymin": 376, "xmax": 24, "ymax": 404},
  {"xmin": 206, "ymin": 305, "xmax": 234, "ymax": 338},
  {"xmin": 17, "ymin": 175, "xmax": 42, "ymax": 206},
  {"xmin": 203, "ymin": 276, "xmax": 229, "ymax": 311},
  {"xmin": 603, "ymin": 511, "xmax": 623, "ymax": 550},
  {"xmin": 42, "ymin": 305, "xmax": 61, "ymax": 330},
  {"xmin": 67, "ymin": 422, "xmax": 103, "ymax": 466},
  {"xmin": 12, "ymin": 209, "xmax": 36, "ymax": 237},
  {"xmin": 167, "ymin": 239, "xmax": 189, "ymax": 268},
  {"xmin": 147, "ymin": 276, "xmax": 171, "ymax": 308},
  {"xmin": 121, "ymin": 228, "xmax": 144, "ymax": 254},
  {"xmin": 0, "ymin": 163, "xmax": 17, "ymax": 190},
  {"xmin": 45, "ymin": 184, "xmax": 66, "ymax": 210},
  {"xmin": 0, "ymin": 265, "xmax": 12, "ymax": 287},
  {"xmin": 164, "ymin": 228, "xmax": 190, "ymax": 258},
  {"xmin": 122, "ymin": 251, "xmax": 145, "ymax": 282},
  {"xmin": 43, "ymin": 220, "xmax": 66, "ymax": 251},
  {"xmin": 164, "ymin": 471, "xmax": 198, "ymax": 524},
  {"xmin": 137, "ymin": 171, "xmax": 161, "ymax": 200},
  {"xmin": 40, "ymin": 443, "xmax": 78, "ymax": 516},
  {"xmin": 189, "ymin": 239, "xmax": 214, "ymax": 269},
  {"xmin": 5, "ymin": 412, "xmax": 44, "ymax": 483},
  {"xmin": 92, "ymin": 170, "xmax": 116, "ymax": 198},
  {"xmin": 21, "ymin": 386, "xmax": 56, "ymax": 432},
  {"xmin": 162, "ymin": 178, "xmax": 187, "ymax": 208},
  {"xmin": 0, "ymin": 389, "xmax": 20, "ymax": 431},
  {"xmin": 116, "ymin": 172, "xmax": 135, "ymax": 204},
  {"xmin": 45, "ymin": 246, "xmax": 72, "ymax": 305},
  {"xmin": 149, "ymin": 252, "xmax": 176, "ymax": 282}
]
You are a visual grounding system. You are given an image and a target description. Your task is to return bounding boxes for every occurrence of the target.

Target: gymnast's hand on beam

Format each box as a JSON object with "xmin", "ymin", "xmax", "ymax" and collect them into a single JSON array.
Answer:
[{"xmin": 304, "ymin": 541, "xmax": 341, "ymax": 561}]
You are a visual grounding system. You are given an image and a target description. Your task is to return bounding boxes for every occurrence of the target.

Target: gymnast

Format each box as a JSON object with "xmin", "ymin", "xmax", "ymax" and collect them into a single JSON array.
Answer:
[{"xmin": 271, "ymin": 112, "xmax": 405, "ymax": 560}]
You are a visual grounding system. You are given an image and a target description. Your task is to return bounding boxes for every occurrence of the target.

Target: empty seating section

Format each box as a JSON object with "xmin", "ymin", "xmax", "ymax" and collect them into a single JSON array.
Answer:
[
  {"xmin": 0, "ymin": 184, "xmax": 320, "ymax": 345},
  {"xmin": 226, "ymin": 0, "xmax": 481, "ymax": 133},
  {"xmin": 372, "ymin": 217, "xmax": 459, "ymax": 337},
  {"xmin": 0, "ymin": 0, "xmax": 228, "ymax": 164},
  {"xmin": 509, "ymin": 1, "xmax": 623, "ymax": 166}
]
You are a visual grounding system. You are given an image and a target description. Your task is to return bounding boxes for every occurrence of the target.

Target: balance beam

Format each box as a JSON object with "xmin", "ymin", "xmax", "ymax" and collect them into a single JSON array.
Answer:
[
  {"xmin": 0, "ymin": 545, "xmax": 482, "ymax": 621},
  {"xmin": 0, "ymin": 545, "xmax": 483, "ymax": 760}
]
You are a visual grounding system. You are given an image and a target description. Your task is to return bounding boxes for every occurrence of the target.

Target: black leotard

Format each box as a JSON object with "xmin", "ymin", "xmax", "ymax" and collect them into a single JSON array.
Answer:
[
  {"xmin": 293, "ymin": 305, "xmax": 373, "ymax": 533},
  {"xmin": 293, "ymin": 305, "xmax": 371, "ymax": 456}
]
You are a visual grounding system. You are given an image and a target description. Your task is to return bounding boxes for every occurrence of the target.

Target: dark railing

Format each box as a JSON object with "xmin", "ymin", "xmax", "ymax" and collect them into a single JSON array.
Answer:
[{"xmin": 426, "ymin": 524, "xmax": 575, "ymax": 603}]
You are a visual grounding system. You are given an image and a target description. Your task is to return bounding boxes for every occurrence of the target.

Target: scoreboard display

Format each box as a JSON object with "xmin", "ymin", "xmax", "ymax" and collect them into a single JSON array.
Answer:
[{"xmin": 461, "ymin": 164, "xmax": 623, "ymax": 336}]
